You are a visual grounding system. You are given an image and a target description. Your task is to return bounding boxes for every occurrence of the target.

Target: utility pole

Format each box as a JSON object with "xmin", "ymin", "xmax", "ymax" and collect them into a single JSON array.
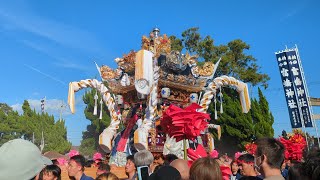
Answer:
[
  {"xmin": 59, "ymin": 100, "xmax": 66, "ymax": 122},
  {"xmin": 40, "ymin": 97, "xmax": 46, "ymax": 152}
]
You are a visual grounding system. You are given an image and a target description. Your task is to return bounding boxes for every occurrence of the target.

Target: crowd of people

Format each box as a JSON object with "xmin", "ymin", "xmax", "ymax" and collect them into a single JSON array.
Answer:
[{"xmin": 0, "ymin": 137, "xmax": 319, "ymax": 180}]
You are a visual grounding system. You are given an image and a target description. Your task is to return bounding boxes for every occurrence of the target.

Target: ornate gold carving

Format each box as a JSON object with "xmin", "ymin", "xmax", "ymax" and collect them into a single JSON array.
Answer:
[
  {"xmin": 166, "ymin": 51, "xmax": 186, "ymax": 69},
  {"xmin": 154, "ymin": 34, "xmax": 171, "ymax": 58},
  {"xmin": 149, "ymin": 128, "xmax": 157, "ymax": 147},
  {"xmin": 185, "ymin": 52, "xmax": 198, "ymax": 65},
  {"xmin": 115, "ymin": 51, "xmax": 136, "ymax": 74},
  {"xmin": 142, "ymin": 36, "xmax": 150, "ymax": 50},
  {"xmin": 199, "ymin": 62, "xmax": 214, "ymax": 76},
  {"xmin": 188, "ymin": 75, "xmax": 197, "ymax": 86},
  {"xmin": 176, "ymin": 75, "xmax": 187, "ymax": 84},
  {"xmin": 100, "ymin": 65, "xmax": 116, "ymax": 80},
  {"xmin": 191, "ymin": 66, "xmax": 200, "ymax": 77},
  {"xmin": 165, "ymin": 51, "xmax": 201, "ymax": 72},
  {"xmin": 167, "ymin": 74, "xmax": 175, "ymax": 81},
  {"xmin": 159, "ymin": 69, "xmax": 167, "ymax": 78},
  {"xmin": 160, "ymin": 88, "xmax": 189, "ymax": 102},
  {"xmin": 141, "ymin": 34, "xmax": 171, "ymax": 58}
]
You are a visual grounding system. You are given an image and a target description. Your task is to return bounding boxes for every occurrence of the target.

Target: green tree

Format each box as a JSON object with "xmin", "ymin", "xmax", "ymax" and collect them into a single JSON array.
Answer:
[
  {"xmin": 215, "ymin": 91, "xmax": 255, "ymax": 154},
  {"xmin": 169, "ymin": 35, "xmax": 183, "ymax": 52},
  {"xmin": 181, "ymin": 27, "xmax": 202, "ymax": 53},
  {"xmin": 20, "ymin": 100, "xmax": 71, "ymax": 153},
  {"xmin": 44, "ymin": 119, "xmax": 72, "ymax": 153},
  {"xmin": 0, "ymin": 103, "xmax": 24, "ymax": 146},
  {"xmin": 0, "ymin": 103, "xmax": 14, "ymax": 115},
  {"xmin": 256, "ymin": 87, "xmax": 274, "ymax": 137},
  {"xmin": 179, "ymin": 27, "xmax": 269, "ymax": 88},
  {"xmin": 172, "ymin": 27, "xmax": 273, "ymax": 153},
  {"xmin": 215, "ymin": 89, "xmax": 274, "ymax": 154},
  {"xmin": 79, "ymin": 89, "xmax": 111, "ymax": 156},
  {"xmin": 1, "ymin": 100, "xmax": 71, "ymax": 153},
  {"xmin": 251, "ymin": 99, "xmax": 263, "ymax": 138},
  {"xmin": 79, "ymin": 138, "xmax": 96, "ymax": 156}
]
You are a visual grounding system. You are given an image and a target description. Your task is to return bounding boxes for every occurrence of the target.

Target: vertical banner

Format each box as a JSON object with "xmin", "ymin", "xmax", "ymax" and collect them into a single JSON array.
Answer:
[
  {"xmin": 286, "ymin": 49, "xmax": 313, "ymax": 127},
  {"xmin": 276, "ymin": 52, "xmax": 302, "ymax": 128},
  {"xmin": 275, "ymin": 48, "xmax": 313, "ymax": 128}
]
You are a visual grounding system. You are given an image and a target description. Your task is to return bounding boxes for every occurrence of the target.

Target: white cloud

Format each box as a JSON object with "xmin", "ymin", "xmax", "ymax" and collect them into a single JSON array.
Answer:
[
  {"xmin": 32, "ymin": 92, "xmax": 40, "ymax": 96},
  {"xmin": 280, "ymin": 9, "xmax": 299, "ymax": 22},
  {"xmin": 279, "ymin": 3, "xmax": 308, "ymax": 22},
  {"xmin": 11, "ymin": 103, "xmax": 24, "ymax": 114},
  {"xmin": 20, "ymin": 39, "xmax": 53, "ymax": 56},
  {"xmin": 11, "ymin": 94, "xmax": 86, "ymax": 117},
  {"xmin": 53, "ymin": 58, "xmax": 89, "ymax": 71},
  {"xmin": 0, "ymin": 5, "xmax": 104, "ymax": 54},
  {"xmin": 24, "ymin": 64, "xmax": 67, "ymax": 85},
  {"xmin": 11, "ymin": 98, "xmax": 72, "ymax": 117},
  {"xmin": 20, "ymin": 40, "xmax": 90, "ymax": 72}
]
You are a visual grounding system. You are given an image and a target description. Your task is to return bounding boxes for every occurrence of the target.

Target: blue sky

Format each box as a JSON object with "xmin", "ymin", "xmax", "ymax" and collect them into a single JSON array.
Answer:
[{"xmin": 1, "ymin": 0, "xmax": 320, "ymax": 145}]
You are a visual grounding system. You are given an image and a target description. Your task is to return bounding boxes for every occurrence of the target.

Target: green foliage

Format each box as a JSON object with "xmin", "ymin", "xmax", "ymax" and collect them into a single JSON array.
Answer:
[
  {"xmin": 44, "ymin": 120, "xmax": 72, "ymax": 153},
  {"xmin": 169, "ymin": 35, "xmax": 183, "ymax": 52},
  {"xmin": 168, "ymin": 27, "xmax": 273, "ymax": 154},
  {"xmin": 256, "ymin": 88, "xmax": 274, "ymax": 137},
  {"xmin": 214, "ymin": 91, "xmax": 255, "ymax": 153},
  {"xmin": 0, "ymin": 101, "xmax": 71, "ymax": 154},
  {"xmin": 198, "ymin": 36, "xmax": 215, "ymax": 62},
  {"xmin": 0, "ymin": 103, "xmax": 13, "ymax": 115},
  {"xmin": 79, "ymin": 138, "xmax": 96, "ymax": 156},
  {"xmin": 181, "ymin": 27, "xmax": 201, "ymax": 53},
  {"xmin": 0, "ymin": 104, "xmax": 23, "ymax": 145},
  {"xmin": 178, "ymin": 27, "xmax": 270, "ymax": 88},
  {"xmin": 214, "ymin": 88, "xmax": 274, "ymax": 155},
  {"xmin": 79, "ymin": 89, "xmax": 111, "ymax": 156}
]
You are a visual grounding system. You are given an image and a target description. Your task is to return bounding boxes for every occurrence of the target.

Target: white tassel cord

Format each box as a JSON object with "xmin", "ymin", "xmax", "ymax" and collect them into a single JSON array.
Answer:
[
  {"xmin": 214, "ymin": 94, "xmax": 217, "ymax": 120},
  {"xmin": 219, "ymin": 86, "xmax": 223, "ymax": 114},
  {"xmin": 68, "ymin": 79, "xmax": 120, "ymax": 134},
  {"xmin": 94, "ymin": 91, "xmax": 98, "ymax": 115},
  {"xmin": 99, "ymin": 99, "xmax": 103, "ymax": 119},
  {"xmin": 198, "ymin": 75, "xmax": 251, "ymax": 114}
]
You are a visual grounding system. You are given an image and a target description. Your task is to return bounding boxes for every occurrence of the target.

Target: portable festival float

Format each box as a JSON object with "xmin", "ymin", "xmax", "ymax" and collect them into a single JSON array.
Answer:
[{"xmin": 67, "ymin": 28, "xmax": 251, "ymax": 166}]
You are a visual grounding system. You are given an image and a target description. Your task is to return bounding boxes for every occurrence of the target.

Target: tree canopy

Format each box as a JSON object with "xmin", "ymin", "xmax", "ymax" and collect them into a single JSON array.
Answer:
[
  {"xmin": 0, "ymin": 103, "xmax": 23, "ymax": 146},
  {"xmin": 171, "ymin": 27, "xmax": 273, "ymax": 154},
  {"xmin": 79, "ymin": 89, "xmax": 111, "ymax": 156},
  {"xmin": 0, "ymin": 101, "xmax": 71, "ymax": 154},
  {"xmin": 171, "ymin": 27, "xmax": 269, "ymax": 88}
]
